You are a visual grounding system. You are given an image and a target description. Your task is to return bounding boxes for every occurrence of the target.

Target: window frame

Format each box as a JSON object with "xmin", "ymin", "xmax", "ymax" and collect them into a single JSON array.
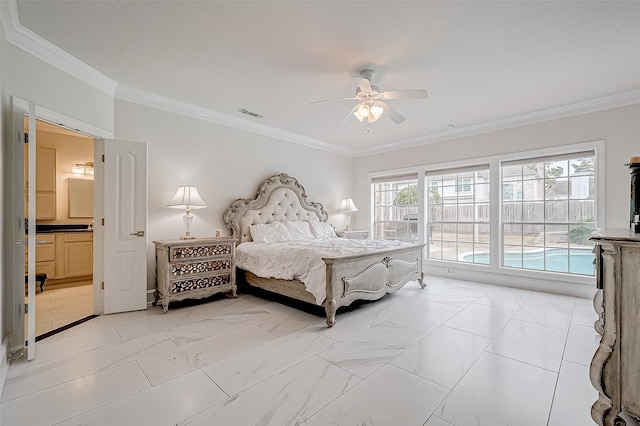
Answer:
[
  {"xmin": 426, "ymin": 165, "xmax": 491, "ymax": 265},
  {"xmin": 368, "ymin": 140, "xmax": 604, "ymax": 288},
  {"xmin": 499, "ymin": 150, "xmax": 597, "ymax": 275}
]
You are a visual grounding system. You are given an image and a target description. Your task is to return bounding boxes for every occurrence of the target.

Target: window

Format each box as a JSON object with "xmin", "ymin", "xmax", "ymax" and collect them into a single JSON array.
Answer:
[
  {"xmin": 455, "ymin": 178, "xmax": 472, "ymax": 193},
  {"xmin": 372, "ymin": 174, "xmax": 418, "ymax": 242},
  {"xmin": 501, "ymin": 151, "xmax": 595, "ymax": 275},
  {"xmin": 427, "ymin": 166, "xmax": 490, "ymax": 264}
]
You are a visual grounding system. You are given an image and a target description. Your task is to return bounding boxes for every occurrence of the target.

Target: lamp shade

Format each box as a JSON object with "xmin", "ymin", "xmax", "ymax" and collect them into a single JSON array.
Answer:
[
  {"xmin": 338, "ymin": 198, "xmax": 358, "ymax": 213},
  {"xmin": 167, "ymin": 185, "xmax": 207, "ymax": 209}
]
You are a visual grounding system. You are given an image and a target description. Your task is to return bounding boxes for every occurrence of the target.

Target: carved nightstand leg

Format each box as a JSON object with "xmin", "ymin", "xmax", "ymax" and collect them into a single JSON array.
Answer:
[
  {"xmin": 325, "ymin": 298, "xmax": 336, "ymax": 327},
  {"xmin": 162, "ymin": 299, "xmax": 169, "ymax": 314}
]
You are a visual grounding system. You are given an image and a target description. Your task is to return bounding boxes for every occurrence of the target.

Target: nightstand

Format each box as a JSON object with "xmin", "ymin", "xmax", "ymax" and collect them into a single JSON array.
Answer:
[
  {"xmin": 336, "ymin": 230, "xmax": 370, "ymax": 239},
  {"xmin": 153, "ymin": 237, "xmax": 237, "ymax": 313}
]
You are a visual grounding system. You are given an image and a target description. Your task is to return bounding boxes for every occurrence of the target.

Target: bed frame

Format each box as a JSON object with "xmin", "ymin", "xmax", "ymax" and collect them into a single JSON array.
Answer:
[{"xmin": 223, "ymin": 173, "xmax": 425, "ymax": 326}]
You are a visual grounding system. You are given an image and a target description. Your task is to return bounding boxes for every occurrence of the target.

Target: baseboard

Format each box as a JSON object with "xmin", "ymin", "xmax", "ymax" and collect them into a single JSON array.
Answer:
[
  {"xmin": 0, "ymin": 336, "xmax": 8, "ymax": 400},
  {"xmin": 424, "ymin": 263, "xmax": 597, "ymax": 299}
]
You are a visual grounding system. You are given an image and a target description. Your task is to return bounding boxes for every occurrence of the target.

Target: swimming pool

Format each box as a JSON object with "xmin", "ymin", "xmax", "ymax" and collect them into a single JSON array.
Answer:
[{"xmin": 462, "ymin": 248, "xmax": 595, "ymax": 275}]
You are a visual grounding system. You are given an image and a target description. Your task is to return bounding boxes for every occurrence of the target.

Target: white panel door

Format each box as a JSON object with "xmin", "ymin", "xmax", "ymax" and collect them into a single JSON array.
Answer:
[
  {"xmin": 8, "ymin": 97, "xmax": 28, "ymax": 358},
  {"xmin": 102, "ymin": 139, "xmax": 148, "ymax": 313}
]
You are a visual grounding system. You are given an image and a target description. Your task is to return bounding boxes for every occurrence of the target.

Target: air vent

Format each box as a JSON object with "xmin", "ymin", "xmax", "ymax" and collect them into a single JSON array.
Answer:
[{"xmin": 239, "ymin": 108, "xmax": 263, "ymax": 119}]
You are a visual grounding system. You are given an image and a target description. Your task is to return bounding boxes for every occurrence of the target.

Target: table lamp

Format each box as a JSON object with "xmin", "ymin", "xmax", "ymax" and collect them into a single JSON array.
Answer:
[
  {"xmin": 167, "ymin": 185, "xmax": 207, "ymax": 239},
  {"xmin": 338, "ymin": 198, "xmax": 358, "ymax": 231}
]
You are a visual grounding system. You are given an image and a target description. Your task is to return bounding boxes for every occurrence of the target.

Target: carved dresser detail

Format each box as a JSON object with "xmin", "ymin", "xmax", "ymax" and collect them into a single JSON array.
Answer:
[
  {"xmin": 153, "ymin": 237, "xmax": 237, "ymax": 313},
  {"xmin": 590, "ymin": 229, "xmax": 640, "ymax": 425}
]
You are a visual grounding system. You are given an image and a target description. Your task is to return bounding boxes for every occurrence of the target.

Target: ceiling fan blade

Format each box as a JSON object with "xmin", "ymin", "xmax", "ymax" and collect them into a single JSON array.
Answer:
[
  {"xmin": 378, "ymin": 101, "xmax": 406, "ymax": 124},
  {"xmin": 381, "ymin": 89, "xmax": 428, "ymax": 100},
  {"xmin": 339, "ymin": 105, "xmax": 359, "ymax": 126},
  {"xmin": 310, "ymin": 97, "xmax": 357, "ymax": 104},
  {"xmin": 353, "ymin": 76, "xmax": 372, "ymax": 92}
]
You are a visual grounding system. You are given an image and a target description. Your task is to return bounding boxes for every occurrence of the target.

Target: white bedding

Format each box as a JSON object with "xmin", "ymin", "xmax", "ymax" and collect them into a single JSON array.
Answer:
[{"xmin": 235, "ymin": 237, "xmax": 409, "ymax": 304}]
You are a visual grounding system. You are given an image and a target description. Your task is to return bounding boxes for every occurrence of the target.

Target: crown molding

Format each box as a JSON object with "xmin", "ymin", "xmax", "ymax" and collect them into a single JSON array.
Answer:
[
  {"xmin": 3, "ymin": 0, "xmax": 639, "ymax": 158},
  {"xmin": 116, "ymin": 85, "xmax": 354, "ymax": 157},
  {"xmin": 358, "ymin": 89, "xmax": 640, "ymax": 156},
  {"xmin": 1, "ymin": 0, "xmax": 117, "ymax": 97}
]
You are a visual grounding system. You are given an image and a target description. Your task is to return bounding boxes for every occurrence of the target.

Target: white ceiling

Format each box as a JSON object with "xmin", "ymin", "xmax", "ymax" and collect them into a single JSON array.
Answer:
[{"xmin": 14, "ymin": 1, "xmax": 640, "ymax": 156}]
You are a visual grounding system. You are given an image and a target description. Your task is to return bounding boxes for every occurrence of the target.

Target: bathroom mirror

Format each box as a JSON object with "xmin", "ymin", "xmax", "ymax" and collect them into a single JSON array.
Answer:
[{"xmin": 68, "ymin": 178, "xmax": 93, "ymax": 218}]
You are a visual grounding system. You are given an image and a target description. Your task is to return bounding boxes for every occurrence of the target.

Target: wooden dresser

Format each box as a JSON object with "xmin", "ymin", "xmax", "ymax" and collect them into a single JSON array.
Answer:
[
  {"xmin": 153, "ymin": 237, "xmax": 237, "ymax": 313},
  {"xmin": 590, "ymin": 229, "xmax": 640, "ymax": 425}
]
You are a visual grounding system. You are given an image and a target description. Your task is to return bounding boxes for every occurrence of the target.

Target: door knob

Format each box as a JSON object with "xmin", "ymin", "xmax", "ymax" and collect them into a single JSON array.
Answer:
[{"xmin": 130, "ymin": 231, "xmax": 145, "ymax": 237}]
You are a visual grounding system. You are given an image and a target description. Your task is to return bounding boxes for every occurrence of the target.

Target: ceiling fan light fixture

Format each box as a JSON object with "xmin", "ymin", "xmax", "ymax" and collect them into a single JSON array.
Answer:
[
  {"xmin": 356, "ymin": 103, "xmax": 370, "ymax": 119},
  {"xmin": 370, "ymin": 104, "xmax": 384, "ymax": 120}
]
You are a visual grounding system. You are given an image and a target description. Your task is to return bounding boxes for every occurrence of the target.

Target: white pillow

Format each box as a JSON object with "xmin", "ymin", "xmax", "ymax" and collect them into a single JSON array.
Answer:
[
  {"xmin": 309, "ymin": 221, "xmax": 337, "ymax": 239},
  {"xmin": 250, "ymin": 222, "xmax": 292, "ymax": 243},
  {"xmin": 284, "ymin": 221, "xmax": 316, "ymax": 241}
]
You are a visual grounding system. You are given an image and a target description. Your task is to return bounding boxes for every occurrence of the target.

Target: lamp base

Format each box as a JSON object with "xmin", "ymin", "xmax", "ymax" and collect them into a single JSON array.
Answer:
[{"xmin": 180, "ymin": 234, "xmax": 196, "ymax": 240}]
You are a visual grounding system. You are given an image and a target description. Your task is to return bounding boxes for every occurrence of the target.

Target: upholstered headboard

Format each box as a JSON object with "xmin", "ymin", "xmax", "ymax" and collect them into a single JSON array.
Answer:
[{"xmin": 223, "ymin": 173, "xmax": 328, "ymax": 244}]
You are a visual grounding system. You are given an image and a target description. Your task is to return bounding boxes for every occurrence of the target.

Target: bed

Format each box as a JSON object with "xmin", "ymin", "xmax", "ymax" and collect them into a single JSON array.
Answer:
[{"xmin": 223, "ymin": 173, "xmax": 425, "ymax": 326}]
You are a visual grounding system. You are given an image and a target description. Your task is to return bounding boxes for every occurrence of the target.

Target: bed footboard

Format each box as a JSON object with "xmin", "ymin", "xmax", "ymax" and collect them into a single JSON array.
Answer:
[{"xmin": 323, "ymin": 244, "xmax": 425, "ymax": 326}]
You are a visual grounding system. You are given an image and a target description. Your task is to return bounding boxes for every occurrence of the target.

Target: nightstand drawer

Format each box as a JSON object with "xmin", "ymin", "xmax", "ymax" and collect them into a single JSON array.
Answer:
[
  {"xmin": 170, "ymin": 242, "xmax": 233, "ymax": 260},
  {"xmin": 169, "ymin": 272, "xmax": 232, "ymax": 294},
  {"xmin": 170, "ymin": 258, "xmax": 232, "ymax": 276}
]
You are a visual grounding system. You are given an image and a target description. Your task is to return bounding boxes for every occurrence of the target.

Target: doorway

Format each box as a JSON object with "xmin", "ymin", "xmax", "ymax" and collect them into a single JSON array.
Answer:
[{"xmin": 24, "ymin": 119, "xmax": 96, "ymax": 339}]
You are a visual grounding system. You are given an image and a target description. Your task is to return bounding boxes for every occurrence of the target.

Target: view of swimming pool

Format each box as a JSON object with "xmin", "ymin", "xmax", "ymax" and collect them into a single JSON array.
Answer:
[{"xmin": 462, "ymin": 248, "xmax": 595, "ymax": 275}]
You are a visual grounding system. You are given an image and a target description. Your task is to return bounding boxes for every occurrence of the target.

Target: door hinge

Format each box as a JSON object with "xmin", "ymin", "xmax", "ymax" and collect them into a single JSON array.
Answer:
[
  {"xmin": 101, "ymin": 282, "xmax": 105, "ymax": 290},
  {"xmin": 24, "ymin": 303, "xmax": 28, "ymax": 314},
  {"xmin": 101, "ymin": 218, "xmax": 105, "ymax": 226},
  {"xmin": 101, "ymin": 154, "xmax": 105, "ymax": 162},
  {"xmin": 24, "ymin": 133, "xmax": 29, "ymax": 144}
]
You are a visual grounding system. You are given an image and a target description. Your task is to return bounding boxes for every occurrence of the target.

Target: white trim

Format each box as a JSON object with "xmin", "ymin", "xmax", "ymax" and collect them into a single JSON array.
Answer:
[
  {"xmin": 3, "ymin": 0, "xmax": 637, "ymax": 157},
  {"xmin": 357, "ymin": 91, "xmax": 640, "ymax": 156},
  {"xmin": 0, "ymin": 337, "xmax": 8, "ymax": 400},
  {"xmin": 12, "ymin": 98, "xmax": 113, "ymax": 139},
  {"xmin": 35, "ymin": 106, "xmax": 113, "ymax": 139},
  {"xmin": 116, "ymin": 85, "xmax": 353, "ymax": 157},
  {"xmin": 1, "ymin": 0, "xmax": 117, "ymax": 97},
  {"xmin": 425, "ymin": 262, "xmax": 596, "ymax": 299}
]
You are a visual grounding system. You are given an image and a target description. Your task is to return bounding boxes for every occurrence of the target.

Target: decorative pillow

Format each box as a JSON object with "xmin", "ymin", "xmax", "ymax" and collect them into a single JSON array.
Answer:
[
  {"xmin": 284, "ymin": 221, "xmax": 316, "ymax": 240},
  {"xmin": 250, "ymin": 222, "xmax": 292, "ymax": 243},
  {"xmin": 309, "ymin": 220, "xmax": 337, "ymax": 239}
]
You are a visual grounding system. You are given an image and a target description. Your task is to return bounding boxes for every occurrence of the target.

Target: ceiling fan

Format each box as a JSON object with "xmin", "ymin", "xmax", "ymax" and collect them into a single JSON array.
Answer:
[{"xmin": 311, "ymin": 69, "xmax": 428, "ymax": 125}]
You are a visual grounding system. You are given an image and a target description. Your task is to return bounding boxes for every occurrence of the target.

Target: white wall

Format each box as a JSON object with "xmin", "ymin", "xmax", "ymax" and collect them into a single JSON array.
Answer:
[
  {"xmin": 355, "ymin": 104, "xmax": 640, "ymax": 230},
  {"xmin": 1, "ymin": 40, "xmax": 114, "ymax": 134},
  {"xmin": 114, "ymin": 99, "xmax": 355, "ymax": 292}
]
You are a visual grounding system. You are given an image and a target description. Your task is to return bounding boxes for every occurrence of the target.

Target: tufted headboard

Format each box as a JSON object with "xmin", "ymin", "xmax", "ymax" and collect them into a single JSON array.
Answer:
[{"xmin": 223, "ymin": 173, "xmax": 328, "ymax": 244}]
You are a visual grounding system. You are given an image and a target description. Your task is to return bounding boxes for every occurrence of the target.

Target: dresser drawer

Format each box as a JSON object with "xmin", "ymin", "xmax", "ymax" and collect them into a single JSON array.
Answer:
[
  {"xmin": 170, "ymin": 258, "xmax": 232, "ymax": 277},
  {"xmin": 169, "ymin": 272, "xmax": 232, "ymax": 294},
  {"xmin": 170, "ymin": 242, "xmax": 233, "ymax": 260}
]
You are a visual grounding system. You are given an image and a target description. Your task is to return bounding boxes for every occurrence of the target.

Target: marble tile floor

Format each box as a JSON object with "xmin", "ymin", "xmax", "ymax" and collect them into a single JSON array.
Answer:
[
  {"xmin": 2, "ymin": 276, "xmax": 609, "ymax": 426},
  {"xmin": 25, "ymin": 282, "xmax": 93, "ymax": 337}
]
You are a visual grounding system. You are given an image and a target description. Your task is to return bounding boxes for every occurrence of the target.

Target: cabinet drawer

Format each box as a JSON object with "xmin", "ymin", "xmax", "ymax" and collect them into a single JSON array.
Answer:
[
  {"xmin": 170, "ymin": 258, "xmax": 232, "ymax": 277},
  {"xmin": 169, "ymin": 272, "xmax": 232, "ymax": 294},
  {"xmin": 36, "ymin": 234, "xmax": 56, "ymax": 243},
  {"xmin": 170, "ymin": 243, "xmax": 233, "ymax": 260},
  {"xmin": 63, "ymin": 233, "xmax": 93, "ymax": 242}
]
